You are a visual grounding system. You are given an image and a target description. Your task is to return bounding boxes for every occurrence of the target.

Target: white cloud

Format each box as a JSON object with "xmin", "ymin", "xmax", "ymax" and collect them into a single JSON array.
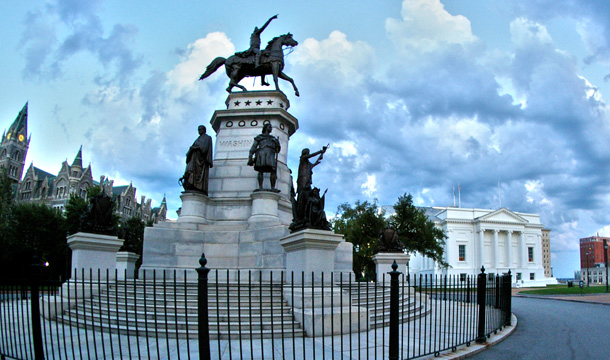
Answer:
[
  {"xmin": 510, "ymin": 18, "xmax": 553, "ymax": 47},
  {"xmin": 361, "ymin": 173, "xmax": 378, "ymax": 198},
  {"xmin": 167, "ymin": 32, "xmax": 235, "ymax": 98},
  {"xmin": 292, "ymin": 30, "xmax": 375, "ymax": 84},
  {"xmin": 385, "ymin": 0, "xmax": 477, "ymax": 54}
]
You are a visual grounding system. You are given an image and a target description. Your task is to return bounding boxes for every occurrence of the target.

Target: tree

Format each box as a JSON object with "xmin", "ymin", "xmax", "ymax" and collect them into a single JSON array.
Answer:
[
  {"xmin": 118, "ymin": 216, "xmax": 146, "ymax": 271},
  {"xmin": 0, "ymin": 169, "xmax": 15, "ymax": 267},
  {"xmin": 10, "ymin": 203, "xmax": 68, "ymax": 280},
  {"xmin": 65, "ymin": 194, "xmax": 88, "ymax": 235},
  {"xmin": 65, "ymin": 186, "xmax": 104, "ymax": 235},
  {"xmin": 333, "ymin": 200, "xmax": 387, "ymax": 281},
  {"xmin": 390, "ymin": 194, "xmax": 448, "ymax": 268}
]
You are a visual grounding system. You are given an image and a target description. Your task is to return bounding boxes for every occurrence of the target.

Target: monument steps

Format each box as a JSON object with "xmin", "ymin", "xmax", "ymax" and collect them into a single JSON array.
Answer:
[
  {"xmin": 54, "ymin": 280, "xmax": 305, "ymax": 339},
  {"xmin": 53, "ymin": 280, "xmax": 431, "ymax": 339},
  {"xmin": 341, "ymin": 283, "xmax": 431, "ymax": 328}
]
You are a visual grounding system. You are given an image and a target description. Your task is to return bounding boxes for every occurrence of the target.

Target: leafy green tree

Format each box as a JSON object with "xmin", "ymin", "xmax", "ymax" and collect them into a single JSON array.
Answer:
[
  {"xmin": 65, "ymin": 194, "xmax": 88, "ymax": 235},
  {"xmin": 333, "ymin": 200, "xmax": 387, "ymax": 281},
  {"xmin": 10, "ymin": 203, "xmax": 68, "ymax": 280},
  {"xmin": 390, "ymin": 193, "xmax": 448, "ymax": 268},
  {"xmin": 65, "ymin": 186, "xmax": 104, "ymax": 235}
]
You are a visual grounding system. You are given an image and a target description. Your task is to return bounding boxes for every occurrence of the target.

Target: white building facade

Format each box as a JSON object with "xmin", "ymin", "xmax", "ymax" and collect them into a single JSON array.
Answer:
[{"xmin": 410, "ymin": 207, "xmax": 557, "ymax": 287}]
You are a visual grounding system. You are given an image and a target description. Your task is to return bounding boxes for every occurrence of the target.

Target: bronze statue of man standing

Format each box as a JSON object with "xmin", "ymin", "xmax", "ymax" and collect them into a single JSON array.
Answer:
[
  {"xmin": 180, "ymin": 125, "xmax": 213, "ymax": 195},
  {"xmin": 249, "ymin": 14, "xmax": 278, "ymax": 67},
  {"xmin": 248, "ymin": 123, "xmax": 281, "ymax": 191}
]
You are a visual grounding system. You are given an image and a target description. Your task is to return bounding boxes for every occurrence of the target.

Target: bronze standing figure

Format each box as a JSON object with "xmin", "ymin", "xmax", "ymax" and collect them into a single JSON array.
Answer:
[
  {"xmin": 248, "ymin": 123, "xmax": 281, "ymax": 191},
  {"xmin": 180, "ymin": 125, "xmax": 213, "ymax": 194}
]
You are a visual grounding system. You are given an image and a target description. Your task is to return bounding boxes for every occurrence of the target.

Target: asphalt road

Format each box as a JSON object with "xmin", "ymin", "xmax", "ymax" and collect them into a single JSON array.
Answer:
[{"xmin": 469, "ymin": 297, "xmax": 610, "ymax": 360}]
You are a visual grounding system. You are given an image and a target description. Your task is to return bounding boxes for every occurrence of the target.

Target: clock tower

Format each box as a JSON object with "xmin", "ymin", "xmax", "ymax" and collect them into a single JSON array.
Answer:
[{"xmin": 0, "ymin": 102, "xmax": 30, "ymax": 183}]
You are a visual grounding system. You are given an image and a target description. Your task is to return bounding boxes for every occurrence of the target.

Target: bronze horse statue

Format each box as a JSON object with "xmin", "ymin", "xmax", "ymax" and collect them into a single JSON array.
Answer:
[{"xmin": 199, "ymin": 33, "xmax": 300, "ymax": 97}]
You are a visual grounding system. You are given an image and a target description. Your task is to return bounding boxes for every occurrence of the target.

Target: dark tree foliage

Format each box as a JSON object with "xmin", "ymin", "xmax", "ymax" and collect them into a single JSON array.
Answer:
[
  {"xmin": 65, "ymin": 186, "xmax": 105, "ymax": 235},
  {"xmin": 65, "ymin": 194, "xmax": 88, "ymax": 235},
  {"xmin": 10, "ymin": 203, "xmax": 68, "ymax": 280},
  {"xmin": 390, "ymin": 193, "xmax": 448, "ymax": 268},
  {"xmin": 118, "ymin": 216, "xmax": 146, "ymax": 271},
  {"xmin": 332, "ymin": 200, "xmax": 387, "ymax": 281},
  {"xmin": 0, "ymin": 169, "xmax": 15, "ymax": 268}
]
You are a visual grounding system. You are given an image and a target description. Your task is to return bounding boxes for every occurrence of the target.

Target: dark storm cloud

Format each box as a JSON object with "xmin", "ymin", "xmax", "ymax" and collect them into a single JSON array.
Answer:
[
  {"xmin": 286, "ymin": 5, "xmax": 610, "ymax": 255},
  {"xmin": 140, "ymin": 71, "xmax": 168, "ymax": 124},
  {"xmin": 20, "ymin": 0, "xmax": 142, "ymax": 84}
]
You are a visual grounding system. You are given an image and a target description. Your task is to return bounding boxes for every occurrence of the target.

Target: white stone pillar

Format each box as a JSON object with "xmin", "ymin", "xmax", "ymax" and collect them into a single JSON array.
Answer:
[
  {"xmin": 116, "ymin": 251, "xmax": 140, "ymax": 280},
  {"xmin": 493, "ymin": 230, "xmax": 499, "ymax": 271},
  {"xmin": 519, "ymin": 232, "xmax": 526, "ymax": 267},
  {"xmin": 68, "ymin": 232, "xmax": 124, "ymax": 280},
  {"xmin": 478, "ymin": 229, "xmax": 485, "ymax": 269},
  {"xmin": 177, "ymin": 192, "xmax": 208, "ymax": 224},
  {"xmin": 248, "ymin": 191, "xmax": 281, "ymax": 225},
  {"xmin": 372, "ymin": 252, "xmax": 410, "ymax": 283},
  {"xmin": 280, "ymin": 228, "xmax": 343, "ymax": 284},
  {"xmin": 507, "ymin": 230, "xmax": 513, "ymax": 269}
]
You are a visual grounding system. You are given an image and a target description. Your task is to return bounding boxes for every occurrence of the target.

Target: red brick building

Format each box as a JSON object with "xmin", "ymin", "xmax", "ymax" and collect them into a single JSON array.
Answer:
[{"xmin": 580, "ymin": 235, "xmax": 610, "ymax": 268}]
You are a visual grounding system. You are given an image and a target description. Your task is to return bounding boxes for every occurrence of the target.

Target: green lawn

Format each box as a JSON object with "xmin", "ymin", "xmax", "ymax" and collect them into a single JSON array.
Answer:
[{"xmin": 519, "ymin": 284, "xmax": 610, "ymax": 295}]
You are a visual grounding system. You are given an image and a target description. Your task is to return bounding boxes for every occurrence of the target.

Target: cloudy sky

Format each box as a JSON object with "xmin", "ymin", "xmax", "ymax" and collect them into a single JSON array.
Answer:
[{"xmin": 2, "ymin": 0, "xmax": 610, "ymax": 278}]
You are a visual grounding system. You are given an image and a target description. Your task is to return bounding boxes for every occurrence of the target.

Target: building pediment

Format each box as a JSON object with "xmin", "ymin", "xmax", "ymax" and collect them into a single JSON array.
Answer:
[{"xmin": 475, "ymin": 208, "xmax": 528, "ymax": 225}]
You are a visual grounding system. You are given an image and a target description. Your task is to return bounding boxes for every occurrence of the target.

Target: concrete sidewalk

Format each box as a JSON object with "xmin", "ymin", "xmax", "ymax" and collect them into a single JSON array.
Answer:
[{"xmin": 2, "ymin": 298, "xmax": 517, "ymax": 360}]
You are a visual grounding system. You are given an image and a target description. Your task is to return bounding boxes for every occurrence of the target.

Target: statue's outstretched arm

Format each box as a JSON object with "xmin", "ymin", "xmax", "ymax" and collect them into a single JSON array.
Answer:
[{"xmin": 259, "ymin": 14, "xmax": 278, "ymax": 33}]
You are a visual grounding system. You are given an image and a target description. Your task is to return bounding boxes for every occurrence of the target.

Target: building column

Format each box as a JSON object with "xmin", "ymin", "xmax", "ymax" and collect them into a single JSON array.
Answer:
[
  {"xmin": 478, "ymin": 229, "xmax": 485, "ymax": 269},
  {"xmin": 536, "ymin": 234, "xmax": 543, "ymax": 265},
  {"xmin": 519, "ymin": 231, "xmax": 526, "ymax": 268},
  {"xmin": 493, "ymin": 229, "xmax": 499, "ymax": 271},
  {"xmin": 507, "ymin": 230, "xmax": 513, "ymax": 269}
]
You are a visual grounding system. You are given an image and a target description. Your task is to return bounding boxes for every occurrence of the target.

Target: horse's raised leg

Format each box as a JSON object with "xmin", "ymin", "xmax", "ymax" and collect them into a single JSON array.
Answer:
[
  {"xmin": 271, "ymin": 62, "xmax": 282, "ymax": 93},
  {"xmin": 278, "ymin": 71, "xmax": 300, "ymax": 97},
  {"xmin": 226, "ymin": 66, "xmax": 248, "ymax": 93}
]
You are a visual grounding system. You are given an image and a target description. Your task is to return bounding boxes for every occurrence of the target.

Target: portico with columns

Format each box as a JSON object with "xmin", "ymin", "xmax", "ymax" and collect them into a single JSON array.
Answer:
[{"xmin": 410, "ymin": 207, "xmax": 556, "ymax": 287}]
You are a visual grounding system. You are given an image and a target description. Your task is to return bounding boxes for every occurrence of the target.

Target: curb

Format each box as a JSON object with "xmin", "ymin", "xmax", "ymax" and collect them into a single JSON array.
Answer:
[{"xmin": 420, "ymin": 314, "xmax": 518, "ymax": 359}]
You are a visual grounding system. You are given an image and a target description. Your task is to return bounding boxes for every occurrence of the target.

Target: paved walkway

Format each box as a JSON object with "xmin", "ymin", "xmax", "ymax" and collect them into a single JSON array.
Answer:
[{"xmin": 1, "ymin": 298, "xmax": 516, "ymax": 360}]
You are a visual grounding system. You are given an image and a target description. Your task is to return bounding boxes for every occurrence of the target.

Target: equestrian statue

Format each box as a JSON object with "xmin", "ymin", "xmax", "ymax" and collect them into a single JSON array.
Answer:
[{"xmin": 198, "ymin": 15, "xmax": 300, "ymax": 97}]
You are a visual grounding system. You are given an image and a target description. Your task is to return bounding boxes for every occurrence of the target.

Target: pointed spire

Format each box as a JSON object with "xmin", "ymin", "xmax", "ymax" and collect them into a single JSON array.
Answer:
[
  {"xmin": 8, "ymin": 102, "xmax": 28, "ymax": 141},
  {"xmin": 71, "ymin": 145, "xmax": 83, "ymax": 168}
]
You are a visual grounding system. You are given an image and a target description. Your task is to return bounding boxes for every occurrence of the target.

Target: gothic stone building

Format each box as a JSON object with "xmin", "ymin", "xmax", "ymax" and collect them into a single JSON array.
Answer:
[{"xmin": 2, "ymin": 102, "xmax": 166, "ymax": 223}]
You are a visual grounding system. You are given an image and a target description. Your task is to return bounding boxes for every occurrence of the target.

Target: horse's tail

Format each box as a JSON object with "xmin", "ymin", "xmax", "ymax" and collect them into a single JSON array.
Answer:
[{"xmin": 199, "ymin": 57, "xmax": 226, "ymax": 80}]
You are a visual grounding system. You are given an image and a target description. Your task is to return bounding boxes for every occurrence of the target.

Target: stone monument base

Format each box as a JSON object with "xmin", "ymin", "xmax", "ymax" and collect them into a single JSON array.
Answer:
[
  {"xmin": 280, "ymin": 228, "xmax": 346, "ymax": 284},
  {"xmin": 67, "ymin": 232, "xmax": 124, "ymax": 280},
  {"xmin": 284, "ymin": 287, "xmax": 369, "ymax": 337},
  {"xmin": 372, "ymin": 252, "xmax": 410, "ymax": 283}
]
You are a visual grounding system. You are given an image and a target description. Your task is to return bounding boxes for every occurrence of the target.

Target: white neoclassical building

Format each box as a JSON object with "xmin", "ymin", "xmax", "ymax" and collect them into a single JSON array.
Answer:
[{"xmin": 409, "ymin": 207, "xmax": 557, "ymax": 287}]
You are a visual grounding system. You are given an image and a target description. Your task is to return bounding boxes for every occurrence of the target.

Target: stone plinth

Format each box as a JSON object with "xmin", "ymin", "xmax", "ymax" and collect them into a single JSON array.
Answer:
[
  {"xmin": 116, "ymin": 251, "xmax": 140, "ymax": 279},
  {"xmin": 67, "ymin": 232, "xmax": 124, "ymax": 280},
  {"xmin": 248, "ymin": 191, "xmax": 281, "ymax": 225},
  {"xmin": 177, "ymin": 192, "xmax": 209, "ymax": 223},
  {"xmin": 284, "ymin": 287, "xmax": 369, "ymax": 337},
  {"xmin": 280, "ymin": 229, "xmax": 344, "ymax": 284},
  {"xmin": 372, "ymin": 252, "xmax": 410, "ymax": 283}
]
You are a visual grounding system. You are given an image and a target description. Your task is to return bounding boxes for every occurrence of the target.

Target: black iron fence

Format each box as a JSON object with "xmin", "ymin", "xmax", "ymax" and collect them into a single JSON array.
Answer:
[{"xmin": 0, "ymin": 255, "xmax": 512, "ymax": 360}]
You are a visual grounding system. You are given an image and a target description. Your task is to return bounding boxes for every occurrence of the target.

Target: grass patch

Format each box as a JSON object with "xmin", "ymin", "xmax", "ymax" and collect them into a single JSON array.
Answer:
[{"xmin": 519, "ymin": 284, "xmax": 610, "ymax": 295}]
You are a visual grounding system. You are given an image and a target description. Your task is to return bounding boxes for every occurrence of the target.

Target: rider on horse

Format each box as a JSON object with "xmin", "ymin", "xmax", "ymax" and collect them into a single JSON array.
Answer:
[{"xmin": 246, "ymin": 14, "xmax": 278, "ymax": 68}]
